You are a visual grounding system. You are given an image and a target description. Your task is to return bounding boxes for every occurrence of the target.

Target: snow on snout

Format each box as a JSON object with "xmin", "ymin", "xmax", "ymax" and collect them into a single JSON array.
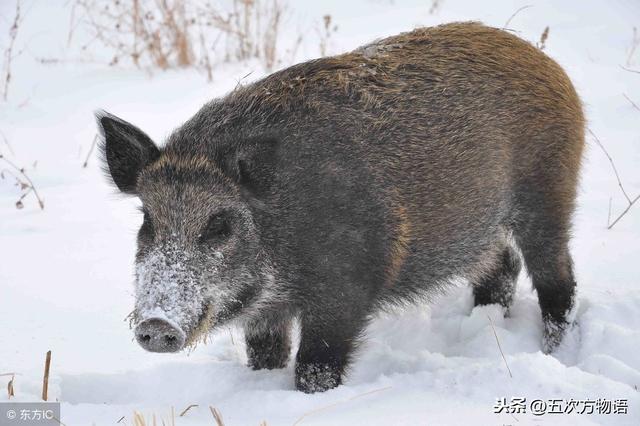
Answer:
[{"xmin": 134, "ymin": 243, "xmax": 206, "ymax": 335}]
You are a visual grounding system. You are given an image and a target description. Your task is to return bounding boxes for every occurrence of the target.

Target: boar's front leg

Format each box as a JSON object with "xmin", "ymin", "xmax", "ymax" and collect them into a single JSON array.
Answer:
[
  {"xmin": 295, "ymin": 306, "xmax": 369, "ymax": 393},
  {"xmin": 245, "ymin": 314, "xmax": 292, "ymax": 370}
]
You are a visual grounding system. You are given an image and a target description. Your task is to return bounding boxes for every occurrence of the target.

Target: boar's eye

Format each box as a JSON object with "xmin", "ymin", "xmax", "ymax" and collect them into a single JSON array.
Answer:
[{"xmin": 200, "ymin": 212, "xmax": 231, "ymax": 243}]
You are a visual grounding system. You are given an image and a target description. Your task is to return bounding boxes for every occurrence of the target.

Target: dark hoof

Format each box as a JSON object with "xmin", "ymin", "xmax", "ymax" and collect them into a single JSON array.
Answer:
[{"xmin": 295, "ymin": 362, "xmax": 342, "ymax": 393}]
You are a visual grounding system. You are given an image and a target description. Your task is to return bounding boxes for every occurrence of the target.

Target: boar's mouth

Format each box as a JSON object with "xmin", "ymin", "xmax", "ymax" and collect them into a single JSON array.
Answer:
[
  {"xmin": 133, "ymin": 306, "xmax": 216, "ymax": 353},
  {"xmin": 132, "ymin": 303, "xmax": 216, "ymax": 353},
  {"xmin": 182, "ymin": 303, "xmax": 216, "ymax": 349}
]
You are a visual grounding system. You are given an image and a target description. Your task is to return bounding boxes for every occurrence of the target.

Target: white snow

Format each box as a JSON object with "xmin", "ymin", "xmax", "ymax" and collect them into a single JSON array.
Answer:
[{"xmin": 1, "ymin": 0, "xmax": 639, "ymax": 425}]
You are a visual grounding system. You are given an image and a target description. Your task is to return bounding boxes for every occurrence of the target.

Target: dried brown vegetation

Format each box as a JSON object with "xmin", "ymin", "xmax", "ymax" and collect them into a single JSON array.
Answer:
[
  {"xmin": 503, "ymin": 4, "xmax": 532, "ymax": 30},
  {"xmin": 209, "ymin": 407, "xmax": 225, "ymax": 426},
  {"xmin": 589, "ymin": 128, "xmax": 640, "ymax": 229},
  {"xmin": 70, "ymin": 0, "xmax": 313, "ymax": 77},
  {"xmin": 42, "ymin": 350, "xmax": 51, "ymax": 401},
  {"xmin": 72, "ymin": 0, "xmax": 196, "ymax": 70},
  {"xmin": 200, "ymin": 0, "xmax": 286, "ymax": 71},
  {"xmin": 82, "ymin": 135, "xmax": 98, "ymax": 168},
  {"xmin": 429, "ymin": 0, "xmax": 443, "ymax": 15},
  {"xmin": 7, "ymin": 374, "xmax": 15, "ymax": 398},
  {"xmin": 0, "ymin": 146, "xmax": 45, "ymax": 210},
  {"xmin": 1, "ymin": 373, "xmax": 16, "ymax": 399},
  {"xmin": 178, "ymin": 404, "xmax": 198, "ymax": 417},
  {"xmin": 291, "ymin": 386, "xmax": 392, "ymax": 425},
  {"xmin": 537, "ymin": 26, "xmax": 549, "ymax": 50},
  {"xmin": 317, "ymin": 15, "xmax": 338, "ymax": 58},
  {"xmin": 626, "ymin": 26, "xmax": 639, "ymax": 66},
  {"xmin": 123, "ymin": 406, "xmax": 270, "ymax": 425},
  {"xmin": 487, "ymin": 314, "xmax": 512, "ymax": 378},
  {"xmin": 2, "ymin": 0, "xmax": 23, "ymax": 101}
]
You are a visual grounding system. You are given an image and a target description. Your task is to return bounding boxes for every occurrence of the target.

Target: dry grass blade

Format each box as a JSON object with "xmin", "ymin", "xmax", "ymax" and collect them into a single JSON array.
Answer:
[
  {"xmin": 7, "ymin": 373, "xmax": 15, "ymax": 398},
  {"xmin": 292, "ymin": 386, "xmax": 392, "ymax": 425},
  {"xmin": 503, "ymin": 5, "xmax": 532, "ymax": 30},
  {"xmin": 537, "ymin": 26, "xmax": 549, "ymax": 50},
  {"xmin": 317, "ymin": 14, "xmax": 338, "ymax": 57},
  {"xmin": 234, "ymin": 70, "xmax": 254, "ymax": 91},
  {"xmin": 589, "ymin": 128, "xmax": 640, "ymax": 228},
  {"xmin": 623, "ymin": 93, "xmax": 640, "ymax": 112},
  {"xmin": 42, "ymin": 350, "xmax": 51, "ymax": 401},
  {"xmin": 0, "ymin": 129, "xmax": 14, "ymax": 155},
  {"xmin": 626, "ymin": 26, "xmax": 639, "ymax": 66},
  {"xmin": 209, "ymin": 406, "xmax": 225, "ymax": 426},
  {"xmin": 620, "ymin": 65, "xmax": 640, "ymax": 74},
  {"xmin": 487, "ymin": 314, "xmax": 513, "ymax": 378},
  {"xmin": 0, "ymin": 152, "xmax": 45, "ymax": 209},
  {"xmin": 179, "ymin": 404, "xmax": 199, "ymax": 417},
  {"xmin": 82, "ymin": 134, "xmax": 98, "ymax": 168},
  {"xmin": 133, "ymin": 410, "xmax": 146, "ymax": 426},
  {"xmin": 2, "ymin": 0, "xmax": 22, "ymax": 101},
  {"xmin": 429, "ymin": 0, "xmax": 441, "ymax": 15},
  {"xmin": 589, "ymin": 129, "xmax": 632, "ymax": 203},
  {"xmin": 608, "ymin": 194, "xmax": 640, "ymax": 229}
]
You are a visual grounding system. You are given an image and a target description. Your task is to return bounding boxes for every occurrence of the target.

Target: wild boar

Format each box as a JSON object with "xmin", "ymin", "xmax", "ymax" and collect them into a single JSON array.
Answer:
[{"xmin": 98, "ymin": 22, "xmax": 584, "ymax": 393}]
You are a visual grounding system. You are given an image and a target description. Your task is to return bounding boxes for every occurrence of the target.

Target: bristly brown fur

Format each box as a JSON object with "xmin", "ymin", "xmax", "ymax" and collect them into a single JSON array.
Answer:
[
  {"xmin": 100, "ymin": 22, "xmax": 585, "ymax": 393},
  {"xmin": 385, "ymin": 205, "xmax": 411, "ymax": 287}
]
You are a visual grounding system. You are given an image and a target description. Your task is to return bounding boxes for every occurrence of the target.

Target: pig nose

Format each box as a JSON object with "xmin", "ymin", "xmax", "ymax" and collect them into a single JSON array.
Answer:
[{"xmin": 135, "ymin": 318, "xmax": 185, "ymax": 353}]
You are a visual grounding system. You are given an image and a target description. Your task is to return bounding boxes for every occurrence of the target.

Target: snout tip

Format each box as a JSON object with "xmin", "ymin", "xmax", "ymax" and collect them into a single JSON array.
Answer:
[{"xmin": 135, "ymin": 317, "xmax": 186, "ymax": 353}]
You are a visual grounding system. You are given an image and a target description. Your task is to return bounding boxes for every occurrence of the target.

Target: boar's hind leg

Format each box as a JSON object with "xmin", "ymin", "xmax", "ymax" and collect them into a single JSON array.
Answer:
[
  {"xmin": 513, "ymin": 185, "xmax": 578, "ymax": 354},
  {"xmin": 472, "ymin": 245, "xmax": 521, "ymax": 314},
  {"xmin": 245, "ymin": 315, "xmax": 292, "ymax": 370}
]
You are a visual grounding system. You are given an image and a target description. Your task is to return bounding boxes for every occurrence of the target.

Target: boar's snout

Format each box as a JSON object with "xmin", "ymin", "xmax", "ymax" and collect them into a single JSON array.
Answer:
[{"xmin": 135, "ymin": 318, "xmax": 186, "ymax": 353}]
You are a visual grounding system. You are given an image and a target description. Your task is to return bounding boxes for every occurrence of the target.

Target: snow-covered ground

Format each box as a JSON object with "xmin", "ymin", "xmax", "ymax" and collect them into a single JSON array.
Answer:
[{"xmin": 1, "ymin": 0, "xmax": 639, "ymax": 424}]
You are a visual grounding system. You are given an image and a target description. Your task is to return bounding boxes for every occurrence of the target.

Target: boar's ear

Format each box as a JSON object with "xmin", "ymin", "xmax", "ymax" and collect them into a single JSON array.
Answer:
[
  {"xmin": 96, "ymin": 111, "xmax": 160, "ymax": 195},
  {"xmin": 221, "ymin": 135, "xmax": 279, "ymax": 196}
]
